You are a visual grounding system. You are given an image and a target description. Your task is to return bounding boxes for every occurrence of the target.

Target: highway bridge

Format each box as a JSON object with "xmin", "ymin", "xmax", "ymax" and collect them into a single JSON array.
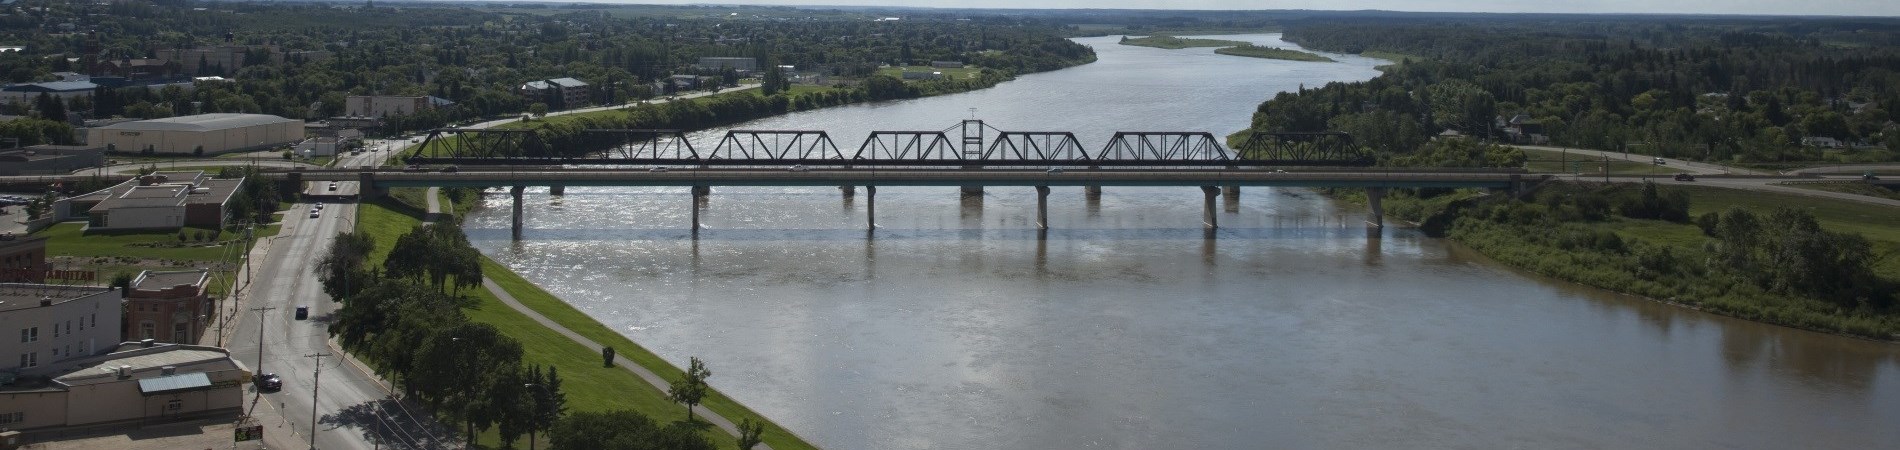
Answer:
[{"xmin": 264, "ymin": 167, "xmax": 1541, "ymax": 238}]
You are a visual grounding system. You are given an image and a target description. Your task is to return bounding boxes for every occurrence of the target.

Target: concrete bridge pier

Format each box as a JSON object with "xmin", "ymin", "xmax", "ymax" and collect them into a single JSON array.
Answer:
[
  {"xmin": 1365, "ymin": 187, "xmax": 1386, "ymax": 234},
  {"xmin": 510, "ymin": 186, "xmax": 525, "ymax": 240},
  {"xmin": 690, "ymin": 186, "xmax": 710, "ymax": 234},
  {"xmin": 1084, "ymin": 185, "xmax": 1101, "ymax": 198},
  {"xmin": 1201, "ymin": 186, "xmax": 1220, "ymax": 229},
  {"xmin": 356, "ymin": 172, "xmax": 384, "ymax": 200},
  {"xmin": 865, "ymin": 186, "xmax": 877, "ymax": 230},
  {"xmin": 840, "ymin": 185, "xmax": 856, "ymax": 197},
  {"xmin": 1222, "ymin": 185, "xmax": 1240, "ymax": 200},
  {"xmin": 1035, "ymin": 185, "xmax": 1051, "ymax": 231},
  {"xmin": 961, "ymin": 165, "xmax": 983, "ymax": 196},
  {"xmin": 549, "ymin": 185, "xmax": 565, "ymax": 196}
]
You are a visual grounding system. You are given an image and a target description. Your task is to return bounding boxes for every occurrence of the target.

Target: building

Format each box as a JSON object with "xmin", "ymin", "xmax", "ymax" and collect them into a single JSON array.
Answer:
[
  {"xmin": 72, "ymin": 171, "xmax": 244, "ymax": 231},
  {"xmin": 123, "ymin": 270, "xmax": 210, "ymax": 344},
  {"xmin": 0, "ymin": 342, "xmax": 247, "ymax": 431},
  {"xmin": 0, "ymin": 80, "xmax": 97, "ymax": 104},
  {"xmin": 86, "ymin": 113, "xmax": 304, "ymax": 155},
  {"xmin": 1, "ymin": 284, "xmax": 122, "ymax": 376},
  {"xmin": 0, "ymin": 235, "xmax": 47, "ymax": 284},
  {"xmin": 0, "ymin": 144, "xmax": 107, "ymax": 176},
  {"xmin": 518, "ymin": 77, "xmax": 590, "ymax": 109},
  {"xmin": 343, "ymin": 95, "xmax": 453, "ymax": 118},
  {"xmin": 901, "ymin": 71, "xmax": 943, "ymax": 80},
  {"xmin": 696, "ymin": 57, "xmax": 758, "ymax": 73}
]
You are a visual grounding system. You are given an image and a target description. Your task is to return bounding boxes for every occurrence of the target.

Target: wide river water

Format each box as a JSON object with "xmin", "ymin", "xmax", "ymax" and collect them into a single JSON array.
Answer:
[{"xmin": 464, "ymin": 35, "xmax": 1900, "ymax": 448}]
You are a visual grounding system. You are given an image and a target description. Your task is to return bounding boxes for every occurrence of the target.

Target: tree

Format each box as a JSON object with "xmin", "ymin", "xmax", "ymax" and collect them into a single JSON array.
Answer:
[
  {"xmin": 668, "ymin": 357, "xmax": 711, "ymax": 420},
  {"xmin": 411, "ymin": 322, "xmax": 524, "ymax": 442},
  {"xmin": 529, "ymin": 102, "xmax": 548, "ymax": 119},
  {"xmin": 548, "ymin": 410, "xmax": 713, "ymax": 450},
  {"xmin": 314, "ymin": 231, "xmax": 376, "ymax": 299},
  {"xmin": 34, "ymin": 92, "xmax": 65, "ymax": 122},
  {"xmin": 761, "ymin": 65, "xmax": 788, "ymax": 96},
  {"xmin": 527, "ymin": 365, "xmax": 568, "ymax": 449},
  {"xmin": 736, "ymin": 418, "xmax": 765, "ymax": 450}
]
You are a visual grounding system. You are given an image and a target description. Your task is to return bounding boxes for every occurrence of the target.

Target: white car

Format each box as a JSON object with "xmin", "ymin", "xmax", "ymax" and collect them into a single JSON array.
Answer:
[
  {"xmin": 308, "ymin": 210, "xmax": 320, "ymax": 219},
  {"xmin": 789, "ymin": 164, "xmax": 809, "ymax": 172},
  {"xmin": 1045, "ymin": 168, "xmax": 1063, "ymax": 174},
  {"xmin": 649, "ymin": 166, "xmax": 669, "ymax": 173}
]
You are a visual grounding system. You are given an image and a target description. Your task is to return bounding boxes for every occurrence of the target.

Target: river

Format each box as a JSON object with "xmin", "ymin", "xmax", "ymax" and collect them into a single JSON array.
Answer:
[{"xmin": 462, "ymin": 34, "xmax": 1900, "ymax": 449}]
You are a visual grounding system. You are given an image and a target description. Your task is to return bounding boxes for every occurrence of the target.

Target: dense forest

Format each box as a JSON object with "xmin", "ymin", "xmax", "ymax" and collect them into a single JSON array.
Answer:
[
  {"xmin": 1249, "ymin": 17, "xmax": 1900, "ymax": 165},
  {"xmin": 0, "ymin": 0, "xmax": 1094, "ymax": 139}
]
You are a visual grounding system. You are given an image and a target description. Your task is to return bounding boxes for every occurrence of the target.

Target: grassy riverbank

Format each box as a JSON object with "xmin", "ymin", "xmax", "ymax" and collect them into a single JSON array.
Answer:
[
  {"xmin": 358, "ymin": 190, "xmax": 816, "ymax": 450},
  {"xmin": 1117, "ymin": 35, "xmax": 1248, "ymax": 49},
  {"xmin": 1383, "ymin": 182, "xmax": 1900, "ymax": 340},
  {"xmin": 1213, "ymin": 44, "xmax": 1334, "ymax": 62}
]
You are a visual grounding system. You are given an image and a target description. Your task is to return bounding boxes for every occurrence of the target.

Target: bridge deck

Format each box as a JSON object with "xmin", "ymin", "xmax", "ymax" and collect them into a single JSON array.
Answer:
[{"xmin": 281, "ymin": 168, "xmax": 1534, "ymax": 189}]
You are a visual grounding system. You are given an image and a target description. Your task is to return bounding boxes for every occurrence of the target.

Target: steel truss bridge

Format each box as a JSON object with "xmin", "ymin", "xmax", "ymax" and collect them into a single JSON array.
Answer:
[{"xmin": 402, "ymin": 120, "xmax": 1372, "ymax": 168}]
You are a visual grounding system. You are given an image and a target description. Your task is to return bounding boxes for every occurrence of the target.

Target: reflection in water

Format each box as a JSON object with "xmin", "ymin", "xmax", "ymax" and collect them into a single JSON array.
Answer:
[{"xmin": 467, "ymin": 33, "xmax": 1900, "ymax": 450}]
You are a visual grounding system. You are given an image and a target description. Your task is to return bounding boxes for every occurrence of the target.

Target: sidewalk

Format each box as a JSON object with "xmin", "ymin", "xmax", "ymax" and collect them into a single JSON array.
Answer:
[{"xmin": 426, "ymin": 187, "xmax": 773, "ymax": 448}]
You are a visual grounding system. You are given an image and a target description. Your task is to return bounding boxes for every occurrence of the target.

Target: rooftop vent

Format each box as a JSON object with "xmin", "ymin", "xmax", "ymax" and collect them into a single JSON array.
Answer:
[
  {"xmin": 160, "ymin": 365, "xmax": 176, "ymax": 375},
  {"xmin": 117, "ymin": 365, "xmax": 130, "ymax": 378},
  {"xmin": 139, "ymin": 338, "xmax": 155, "ymax": 348}
]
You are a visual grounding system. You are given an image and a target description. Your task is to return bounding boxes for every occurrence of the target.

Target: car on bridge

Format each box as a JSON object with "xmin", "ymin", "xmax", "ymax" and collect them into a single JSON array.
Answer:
[
  {"xmin": 649, "ymin": 166, "xmax": 669, "ymax": 173},
  {"xmin": 1673, "ymin": 173, "xmax": 1696, "ymax": 181},
  {"xmin": 789, "ymin": 164, "xmax": 809, "ymax": 172},
  {"xmin": 440, "ymin": 165, "xmax": 458, "ymax": 173},
  {"xmin": 1046, "ymin": 168, "xmax": 1063, "ymax": 174}
]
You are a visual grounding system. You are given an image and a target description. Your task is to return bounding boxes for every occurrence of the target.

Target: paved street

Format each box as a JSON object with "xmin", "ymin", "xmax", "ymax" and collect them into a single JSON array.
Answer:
[{"xmin": 219, "ymin": 140, "xmax": 456, "ymax": 450}]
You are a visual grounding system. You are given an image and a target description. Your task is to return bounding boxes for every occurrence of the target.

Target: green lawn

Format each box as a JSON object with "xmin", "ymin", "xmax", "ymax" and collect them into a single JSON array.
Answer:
[
  {"xmin": 1522, "ymin": 148, "xmax": 1680, "ymax": 175},
  {"xmin": 876, "ymin": 65, "xmax": 985, "ymax": 81},
  {"xmin": 38, "ymin": 223, "xmax": 245, "ymax": 261},
  {"xmin": 1778, "ymin": 182, "xmax": 1900, "ymax": 201},
  {"xmin": 356, "ymin": 199, "xmax": 816, "ymax": 450}
]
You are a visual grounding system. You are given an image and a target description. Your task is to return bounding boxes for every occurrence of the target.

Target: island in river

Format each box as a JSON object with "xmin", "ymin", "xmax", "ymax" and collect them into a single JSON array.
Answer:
[{"xmin": 1121, "ymin": 35, "xmax": 1334, "ymax": 62}]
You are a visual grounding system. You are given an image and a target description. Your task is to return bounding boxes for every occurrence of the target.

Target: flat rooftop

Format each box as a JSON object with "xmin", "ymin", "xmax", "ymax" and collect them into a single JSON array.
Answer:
[{"xmin": 0, "ymin": 283, "xmax": 114, "ymax": 313}]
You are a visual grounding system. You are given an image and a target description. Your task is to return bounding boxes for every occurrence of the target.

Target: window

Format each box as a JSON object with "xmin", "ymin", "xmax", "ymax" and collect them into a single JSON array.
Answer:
[
  {"xmin": 0, "ymin": 411, "xmax": 22, "ymax": 425},
  {"xmin": 172, "ymin": 322, "xmax": 187, "ymax": 343},
  {"xmin": 52, "ymin": 323, "xmax": 58, "ymax": 338},
  {"xmin": 17, "ymin": 352, "xmax": 35, "ymax": 368},
  {"xmin": 139, "ymin": 321, "xmax": 155, "ymax": 340},
  {"xmin": 18, "ymin": 327, "xmax": 35, "ymax": 343},
  {"xmin": 91, "ymin": 313, "xmax": 96, "ymax": 328}
]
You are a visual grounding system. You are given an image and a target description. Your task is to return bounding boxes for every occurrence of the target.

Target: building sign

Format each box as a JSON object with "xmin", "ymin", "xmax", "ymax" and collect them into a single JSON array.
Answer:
[
  {"xmin": 48, "ymin": 269, "xmax": 96, "ymax": 281},
  {"xmin": 0, "ymin": 269, "xmax": 97, "ymax": 281},
  {"xmin": 235, "ymin": 424, "xmax": 264, "ymax": 442}
]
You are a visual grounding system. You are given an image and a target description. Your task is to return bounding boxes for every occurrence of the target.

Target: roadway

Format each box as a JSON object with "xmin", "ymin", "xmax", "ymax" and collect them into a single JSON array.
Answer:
[{"xmin": 224, "ymin": 140, "xmax": 453, "ymax": 450}]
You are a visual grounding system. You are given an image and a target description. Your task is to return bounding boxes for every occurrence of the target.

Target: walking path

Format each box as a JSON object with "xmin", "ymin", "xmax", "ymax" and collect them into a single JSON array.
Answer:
[{"xmin": 426, "ymin": 187, "xmax": 769, "ymax": 448}]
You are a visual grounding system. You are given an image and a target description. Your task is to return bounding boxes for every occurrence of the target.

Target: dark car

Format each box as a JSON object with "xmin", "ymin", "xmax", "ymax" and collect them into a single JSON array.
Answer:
[
  {"xmin": 440, "ymin": 165, "xmax": 459, "ymax": 173},
  {"xmin": 295, "ymin": 305, "xmax": 309, "ymax": 320},
  {"xmin": 1866, "ymin": 172, "xmax": 1881, "ymax": 181},
  {"xmin": 1673, "ymin": 173, "xmax": 1696, "ymax": 181},
  {"xmin": 254, "ymin": 373, "xmax": 283, "ymax": 392}
]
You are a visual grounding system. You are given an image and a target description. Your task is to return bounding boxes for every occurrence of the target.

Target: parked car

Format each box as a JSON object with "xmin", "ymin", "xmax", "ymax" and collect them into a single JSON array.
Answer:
[
  {"xmin": 1673, "ymin": 173, "xmax": 1696, "ymax": 181},
  {"xmin": 294, "ymin": 305, "xmax": 309, "ymax": 320},
  {"xmin": 254, "ymin": 373, "xmax": 283, "ymax": 392}
]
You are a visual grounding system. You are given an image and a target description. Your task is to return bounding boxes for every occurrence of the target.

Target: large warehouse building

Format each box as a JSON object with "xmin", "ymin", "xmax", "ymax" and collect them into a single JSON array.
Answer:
[{"xmin": 86, "ymin": 113, "xmax": 304, "ymax": 155}]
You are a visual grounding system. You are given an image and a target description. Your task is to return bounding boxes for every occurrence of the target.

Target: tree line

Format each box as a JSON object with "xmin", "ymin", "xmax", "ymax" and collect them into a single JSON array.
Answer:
[{"xmin": 1245, "ymin": 16, "xmax": 1900, "ymax": 165}]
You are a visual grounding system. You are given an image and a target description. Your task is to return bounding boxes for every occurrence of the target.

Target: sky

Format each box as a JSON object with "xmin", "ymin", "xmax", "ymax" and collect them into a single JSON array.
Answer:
[{"xmin": 596, "ymin": 0, "xmax": 1900, "ymax": 17}]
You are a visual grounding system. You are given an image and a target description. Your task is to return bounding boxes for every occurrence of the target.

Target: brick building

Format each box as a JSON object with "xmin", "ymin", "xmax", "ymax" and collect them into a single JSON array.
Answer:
[{"xmin": 122, "ymin": 270, "xmax": 210, "ymax": 344}]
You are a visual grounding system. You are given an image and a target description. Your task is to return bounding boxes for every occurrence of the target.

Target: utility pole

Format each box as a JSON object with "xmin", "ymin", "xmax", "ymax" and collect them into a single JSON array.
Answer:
[
  {"xmin": 250, "ymin": 306, "xmax": 275, "ymax": 371},
  {"xmin": 306, "ymin": 352, "xmax": 332, "ymax": 450}
]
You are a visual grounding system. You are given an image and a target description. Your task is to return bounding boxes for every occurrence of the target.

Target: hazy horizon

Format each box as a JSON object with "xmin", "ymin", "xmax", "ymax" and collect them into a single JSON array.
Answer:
[{"xmin": 473, "ymin": 0, "xmax": 1900, "ymax": 18}]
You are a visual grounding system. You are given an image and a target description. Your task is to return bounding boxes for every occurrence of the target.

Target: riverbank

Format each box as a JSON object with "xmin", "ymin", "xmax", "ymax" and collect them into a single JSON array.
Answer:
[
  {"xmin": 1375, "ymin": 182, "xmax": 1900, "ymax": 341},
  {"xmin": 1213, "ymin": 44, "xmax": 1334, "ymax": 62},
  {"xmin": 1116, "ymin": 35, "xmax": 1248, "ymax": 49},
  {"xmin": 358, "ymin": 191, "xmax": 817, "ymax": 450}
]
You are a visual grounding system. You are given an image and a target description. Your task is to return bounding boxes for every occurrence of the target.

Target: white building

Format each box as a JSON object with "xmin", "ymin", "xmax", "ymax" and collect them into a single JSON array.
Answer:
[
  {"xmin": 0, "ymin": 343, "xmax": 247, "ymax": 431},
  {"xmin": 344, "ymin": 95, "xmax": 452, "ymax": 118},
  {"xmin": 86, "ymin": 113, "xmax": 305, "ymax": 155},
  {"xmin": 1, "ymin": 284, "xmax": 121, "ymax": 376}
]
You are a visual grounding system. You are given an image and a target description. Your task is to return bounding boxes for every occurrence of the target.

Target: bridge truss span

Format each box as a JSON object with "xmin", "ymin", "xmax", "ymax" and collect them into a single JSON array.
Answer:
[{"xmin": 711, "ymin": 130, "xmax": 843, "ymax": 161}]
